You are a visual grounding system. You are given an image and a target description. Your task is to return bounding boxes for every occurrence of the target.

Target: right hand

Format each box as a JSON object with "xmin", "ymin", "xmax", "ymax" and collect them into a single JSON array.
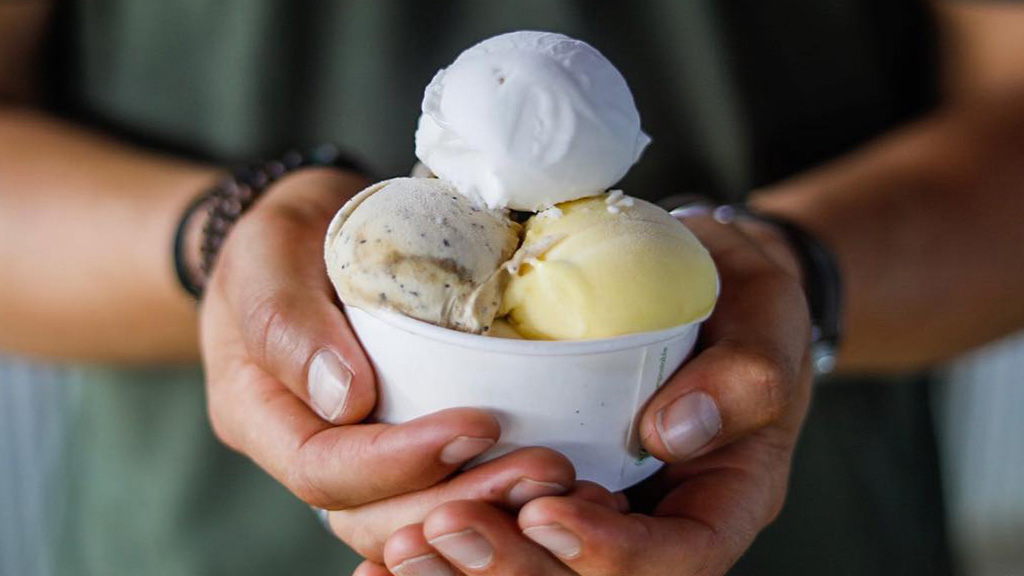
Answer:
[
  {"xmin": 364, "ymin": 209, "xmax": 815, "ymax": 576},
  {"xmin": 198, "ymin": 168, "xmax": 575, "ymax": 562}
]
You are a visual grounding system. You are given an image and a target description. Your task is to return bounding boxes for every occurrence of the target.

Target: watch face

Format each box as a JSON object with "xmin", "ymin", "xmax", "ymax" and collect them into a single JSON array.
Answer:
[{"xmin": 811, "ymin": 341, "xmax": 837, "ymax": 375}]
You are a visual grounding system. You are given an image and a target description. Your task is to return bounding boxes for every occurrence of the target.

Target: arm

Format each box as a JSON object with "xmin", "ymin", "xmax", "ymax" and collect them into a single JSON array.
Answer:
[
  {"xmin": 0, "ymin": 2, "xmax": 218, "ymax": 362},
  {"xmin": 0, "ymin": 109, "xmax": 219, "ymax": 362},
  {"xmin": 752, "ymin": 1, "xmax": 1024, "ymax": 372}
]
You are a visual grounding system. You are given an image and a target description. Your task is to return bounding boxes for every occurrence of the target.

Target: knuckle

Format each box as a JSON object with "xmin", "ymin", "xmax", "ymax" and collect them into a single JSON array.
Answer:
[
  {"xmin": 351, "ymin": 430, "xmax": 400, "ymax": 494},
  {"xmin": 286, "ymin": 442, "xmax": 337, "ymax": 509},
  {"xmin": 738, "ymin": 350, "xmax": 792, "ymax": 426},
  {"xmin": 244, "ymin": 291, "xmax": 298, "ymax": 370},
  {"xmin": 284, "ymin": 461, "xmax": 323, "ymax": 507}
]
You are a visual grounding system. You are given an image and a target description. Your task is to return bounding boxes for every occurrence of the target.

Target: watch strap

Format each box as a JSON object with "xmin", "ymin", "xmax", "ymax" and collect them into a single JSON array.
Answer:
[{"xmin": 735, "ymin": 208, "xmax": 843, "ymax": 374}]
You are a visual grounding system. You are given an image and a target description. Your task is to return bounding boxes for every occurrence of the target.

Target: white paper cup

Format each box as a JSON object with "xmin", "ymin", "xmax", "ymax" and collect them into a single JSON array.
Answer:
[{"xmin": 345, "ymin": 305, "xmax": 703, "ymax": 491}]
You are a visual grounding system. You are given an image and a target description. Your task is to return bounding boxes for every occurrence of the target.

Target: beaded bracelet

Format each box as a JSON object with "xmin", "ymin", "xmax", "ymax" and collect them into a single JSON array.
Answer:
[{"xmin": 173, "ymin": 144, "xmax": 367, "ymax": 299}]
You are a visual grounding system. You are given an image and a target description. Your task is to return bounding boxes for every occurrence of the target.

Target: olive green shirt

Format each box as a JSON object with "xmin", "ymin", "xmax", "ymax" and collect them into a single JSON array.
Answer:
[{"xmin": 46, "ymin": 1, "xmax": 950, "ymax": 574}]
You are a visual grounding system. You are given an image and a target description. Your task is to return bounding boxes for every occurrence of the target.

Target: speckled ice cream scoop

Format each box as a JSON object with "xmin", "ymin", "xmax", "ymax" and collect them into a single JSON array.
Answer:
[{"xmin": 325, "ymin": 177, "xmax": 521, "ymax": 333}]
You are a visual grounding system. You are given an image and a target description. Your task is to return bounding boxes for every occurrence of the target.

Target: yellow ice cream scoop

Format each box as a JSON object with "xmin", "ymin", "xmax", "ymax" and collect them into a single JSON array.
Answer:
[{"xmin": 500, "ymin": 192, "xmax": 718, "ymax": 340}]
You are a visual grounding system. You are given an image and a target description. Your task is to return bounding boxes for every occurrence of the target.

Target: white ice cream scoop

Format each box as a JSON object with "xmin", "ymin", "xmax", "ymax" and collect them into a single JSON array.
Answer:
[{"xmin": 415, "ymin": 31, "xmax": 651, "ymax": 212}]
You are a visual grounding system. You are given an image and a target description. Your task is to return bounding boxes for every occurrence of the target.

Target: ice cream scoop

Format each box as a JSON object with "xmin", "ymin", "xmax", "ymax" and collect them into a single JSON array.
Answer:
[
  {"xmin": 500, "ymin": 192, "xmax": 718, "ymax": 340},
  {"xmin": 325, "ymin": 177, "xmax": 521, "ymax": 333},
  {"xmin": 323, "ymin": 31, "xmax": 717, "ymax": 493},
  {"xmin": 415, "ymin": 31, "xmax": 651, "ymax": 211}
]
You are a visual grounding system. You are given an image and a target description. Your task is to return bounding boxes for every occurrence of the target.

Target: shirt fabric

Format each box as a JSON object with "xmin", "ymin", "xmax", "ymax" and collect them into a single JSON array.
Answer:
[{"xmin": 43, "ymin": 1, "xmax": 952, "ymax": 574}]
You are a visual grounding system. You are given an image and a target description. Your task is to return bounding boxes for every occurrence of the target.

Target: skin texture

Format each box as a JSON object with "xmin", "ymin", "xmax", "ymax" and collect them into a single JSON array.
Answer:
[
  {"xmin": 753, "ymin": 92, "xmax": 1024, "ymax": 371},
  {"xmin": 0, "ymin": 107, "xmax": 218, "ymax": 362},
  {"xmin": 199, "ymin": 169, "xmax": 579, "ymax": 563},
  {"xmin": 1, "ymin": 2, "xmax": 1023, "ymax": 575},
  {"xmin": 368, "ymin": 215, "xmax": 813, "ymax": 576}
]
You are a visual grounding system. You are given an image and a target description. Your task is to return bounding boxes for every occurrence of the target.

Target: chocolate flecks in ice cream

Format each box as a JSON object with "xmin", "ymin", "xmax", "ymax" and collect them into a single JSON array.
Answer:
[{"xmin": 326, "ymin": 177, "xmax": 521, "ymax": 333}]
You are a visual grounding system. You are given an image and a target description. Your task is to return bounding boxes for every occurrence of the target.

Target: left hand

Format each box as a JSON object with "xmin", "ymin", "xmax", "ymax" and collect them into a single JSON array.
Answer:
[{"xmin": 354, "ymin": 210, "xmax": 815, "ymax": 576}]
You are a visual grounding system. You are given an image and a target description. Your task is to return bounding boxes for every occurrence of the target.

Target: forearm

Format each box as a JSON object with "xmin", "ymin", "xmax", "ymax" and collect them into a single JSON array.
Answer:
[
  {"xmin": 0, "ymin": 106, "xmax": 220, "ymax": 362},
  {"xmin": 753, "ymin": 90, "xmax": 1024, "ymax": 372}
]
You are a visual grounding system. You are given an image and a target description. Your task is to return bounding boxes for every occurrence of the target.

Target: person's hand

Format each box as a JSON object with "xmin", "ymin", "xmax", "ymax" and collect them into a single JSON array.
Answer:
[
  {"xmin": 199, "ymin": 168, "xmax": 576, "ymax": 562},
  {"xmin": 358, "ymin": 210, "xmax": 814, "ymax": 575}
]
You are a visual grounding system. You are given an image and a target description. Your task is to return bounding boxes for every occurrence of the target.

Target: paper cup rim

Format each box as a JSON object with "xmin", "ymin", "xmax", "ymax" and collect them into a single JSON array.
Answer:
[{"xmin": 345, "ymin": 305, "xmax": 706, "ymax": 357}]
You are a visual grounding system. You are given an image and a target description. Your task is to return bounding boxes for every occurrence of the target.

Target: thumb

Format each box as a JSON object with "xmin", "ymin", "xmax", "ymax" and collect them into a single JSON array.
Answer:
[
  {"xmin": 210, "ymin": 169, "xmax": 377, "ymax": 424},
  {"xmin": 639, "ymin": 213, "xmax": 812, "ymax": 462}
]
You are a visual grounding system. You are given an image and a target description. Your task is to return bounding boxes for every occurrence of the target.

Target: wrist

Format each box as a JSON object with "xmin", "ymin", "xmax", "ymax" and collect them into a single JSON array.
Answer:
[
  {"xmin": 173, "ymin": 146, "xmax": 370, "ymax": 299},
  {"xmin": 731, "ymin": 207, "xmax": 843, "ymax": 375},
  {"xmin": 256, "ymin": 167, "xmax": 371, "ymax": 220},
  {"xmin": 160, "ymin": 165, "xmax": 225, "ymax": 297}
]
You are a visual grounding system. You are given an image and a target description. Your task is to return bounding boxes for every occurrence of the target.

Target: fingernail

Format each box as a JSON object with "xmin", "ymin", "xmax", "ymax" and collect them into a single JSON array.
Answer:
[
  {"xmin": 308, "ymin": 349, "xmax": 352, "ymax": 423},
  {"xmin": 656, "ymin": 391, "xmax": 722, "ymax": 459},
  {"xmin": 392, "ymin": 552, "xmax": 455, "ymax": 576},
  {"xmin": 429, "ymin": 529, "xmax": 493, "ymax": 569},
  {"xmin": 439, "ymin": 436, "xmax": 495, "ymax": 465},
  {"xmin": 522, "ymin": 524, "xmax": 582, "ymax": 559},
  {"xmin": 507, "ymin": 478, "xmax": 567, "ymax": 507}
]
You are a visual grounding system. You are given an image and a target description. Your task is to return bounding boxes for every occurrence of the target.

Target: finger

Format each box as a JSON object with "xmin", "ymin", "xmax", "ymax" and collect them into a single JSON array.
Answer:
[
  {"xmin": 519, "ymin": 496, "xmax": 701, "ymax": 575},
  {"xmin": 204, "ymin": 369, "xmax": 501, "ymax": 513},
  {"xmin": 519, "ymin": 436, "xmax": 792, "ymax": 576},
  {"xmin": 638, "ymin": 213, "xmax": 812, "ymax": 462},
  {"xmin": 384, "ymin": 524, "xmax": 457, "ymax": 576},
  {"xmin": 422, "ymin": 500, "xmax": 576, "ymax": 575},
  {"xmin": 352, "ymin": 560, "xmax": 394, "ymax": 576},
  {"xmin": 329, "ymin": 447, "xmax": 574, "ymax": 561},
  {"xmin": 213, "ymin": 168, "xmax": 376, "ymax": 425},
  {"xmin": 203, "ymin": 270, "xmax": 504, "ymax": 509}
]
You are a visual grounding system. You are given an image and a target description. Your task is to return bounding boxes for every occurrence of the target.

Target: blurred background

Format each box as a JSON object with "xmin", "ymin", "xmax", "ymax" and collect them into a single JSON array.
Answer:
[{"xmin": 937, "ymin": 333, "xmax": 1024, "ymax": 576}]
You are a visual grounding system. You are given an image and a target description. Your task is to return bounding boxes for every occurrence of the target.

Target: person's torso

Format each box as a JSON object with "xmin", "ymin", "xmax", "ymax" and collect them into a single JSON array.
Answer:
[
  {"xmin": 47, "ymin": 2, "xmax": 946, "ymax": 575},
  {"xmin": 54, "ymin": 0, "xmax": 937, "ymax": 200}
]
